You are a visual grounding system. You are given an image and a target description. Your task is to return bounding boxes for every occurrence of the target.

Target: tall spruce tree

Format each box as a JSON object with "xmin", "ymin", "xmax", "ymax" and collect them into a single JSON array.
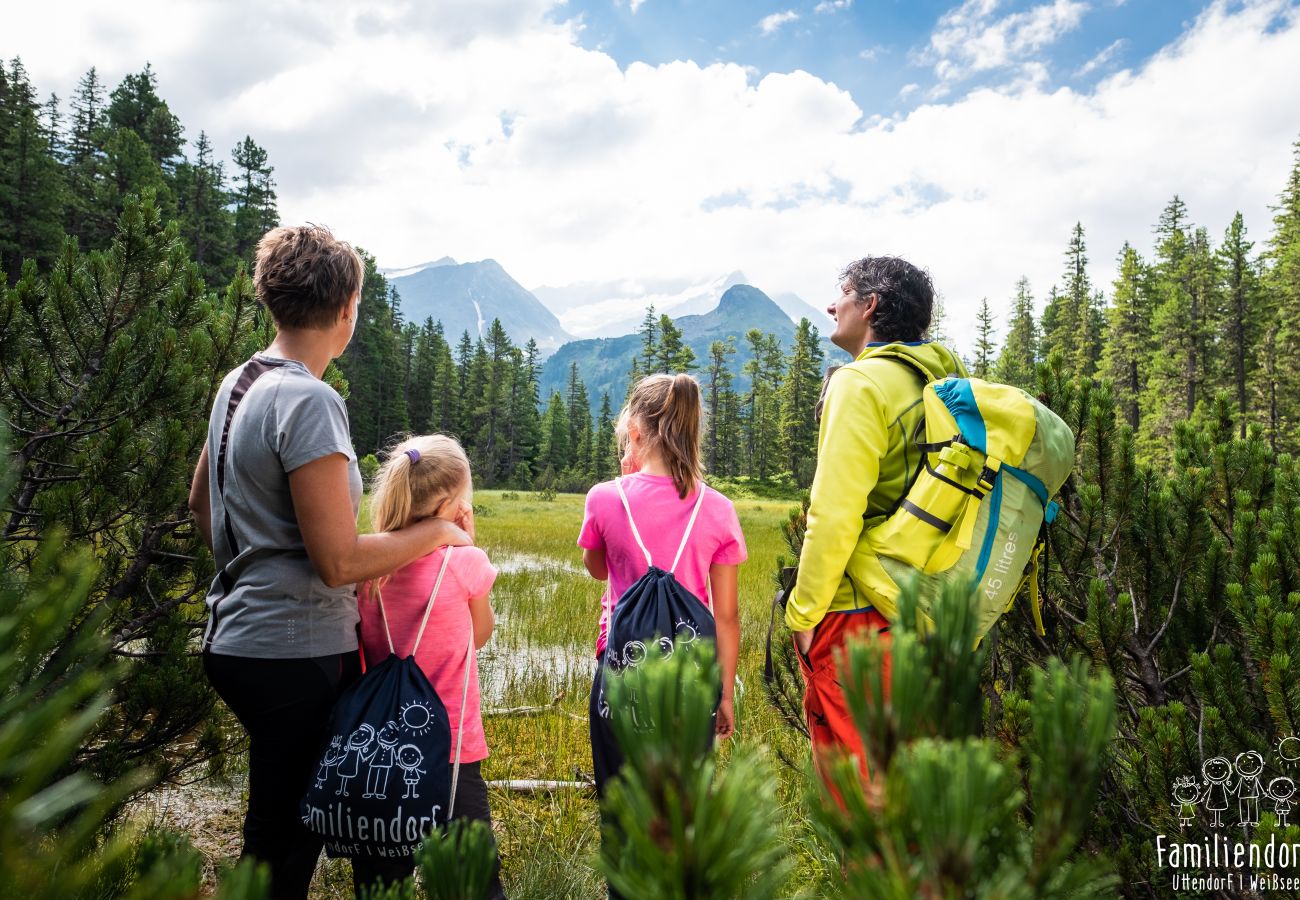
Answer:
[
  {"xmin": 537, "ymin": 390, "xmax": 571, "ymax": 474},
  {"xmin": 1100, "ymin": 243, "xmax": 1152, "ymax": 431},
  {"xmin": 1265, "ymin": 140, "xmax": 1300, "ymax": 453},
  {"xmin": 654, "ymin": 313, "xmax": 695, "ymax": 372},
  {"xmin": 743, "ymin": 329, "xmax": 783, "ymax": 480},
  {"xmin": 779, "ymin": 319, "xmax": 823, "ymax": 486},
  {"xmin": 973, "ymin": 297, "xmax": 995, "ymax": 378},
  {"xmin": 994, "ymin": 277, "xmax": 1038, "ymax": 389},
  {"xmin": 106, "ymin": 65, "xmax": 184, "ymax": 171},
  {"xmin": 64, "ymin": 68, "xmax": 111, "ymax": 249},
  {"xmin": 0, "ymin": 58, "xmax": 66, "ymax": 277},
  {"xmin": 173, "ymin": 131, "xmax": 234, "ymax": 289},
  {"xmin": 703, "ymin": 339, "xmax": 737, "ymax": 474},
  {"xmin": 230, "ymin": 136, "xmax": 277, "ymax": 261},
  {"xmin": 565, "ymin": 361, "xmax": 593, "ymax": 480},
  {"xmin": 1215, "ymin": 212, "xmax": 1264, "ymax": 436},
  {"xmin": 337, "ymin": 256, "xmax": 408, "ymax": 455},
  {"xmin": 593, "ymin": 392, "xmax": 617, "ymax": 482}
]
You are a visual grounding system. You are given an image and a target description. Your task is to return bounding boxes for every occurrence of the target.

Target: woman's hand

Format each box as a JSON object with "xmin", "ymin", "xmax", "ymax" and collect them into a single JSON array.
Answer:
[
  {"xmin": 453, "ymin": 499, "xmax": 475, "ymax": 543},
  {"xmin": 619, "ymin": 444, "xmax": 641, "ymax": 475},
  {"xmin": 716, "ymin": 696, "xmax": 735, "ymax": 739}
]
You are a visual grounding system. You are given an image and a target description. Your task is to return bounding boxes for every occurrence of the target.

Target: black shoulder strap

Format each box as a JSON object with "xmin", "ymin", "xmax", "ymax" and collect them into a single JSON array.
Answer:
[{"xmin": 205, "ymin": 356, "xmax": 286, "ymax": 651}]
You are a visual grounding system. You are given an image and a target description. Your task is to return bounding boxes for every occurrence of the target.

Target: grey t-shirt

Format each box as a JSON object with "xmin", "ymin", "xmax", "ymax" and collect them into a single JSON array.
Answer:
[{"xmin": 203, "ymin": 353, "xmax": 363, "ymax": 657}]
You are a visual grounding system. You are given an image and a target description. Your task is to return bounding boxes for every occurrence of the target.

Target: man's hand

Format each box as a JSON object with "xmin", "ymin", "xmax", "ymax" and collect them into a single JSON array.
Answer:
[{"xmin": 793, "ymin": 628, "xmax": 814, "ymax": 656}]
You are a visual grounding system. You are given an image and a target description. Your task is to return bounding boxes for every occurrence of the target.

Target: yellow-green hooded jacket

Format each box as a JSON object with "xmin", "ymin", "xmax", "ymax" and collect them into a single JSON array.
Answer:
[{"xmin": 785, "ymin": 340, "xmax": 968, "ymax": 632}]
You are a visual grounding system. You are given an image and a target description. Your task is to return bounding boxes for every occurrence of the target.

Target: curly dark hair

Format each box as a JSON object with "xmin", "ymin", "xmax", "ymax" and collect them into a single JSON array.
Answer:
[{"xmin": 839, "ymin": 256, "xmax": 934, "ymax": 342}]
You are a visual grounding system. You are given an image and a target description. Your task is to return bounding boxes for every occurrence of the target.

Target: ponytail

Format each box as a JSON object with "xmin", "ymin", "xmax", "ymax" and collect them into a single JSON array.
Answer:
[{"xmin": 621, "ymin": 373, "xmax": 704, "ymax": 499}]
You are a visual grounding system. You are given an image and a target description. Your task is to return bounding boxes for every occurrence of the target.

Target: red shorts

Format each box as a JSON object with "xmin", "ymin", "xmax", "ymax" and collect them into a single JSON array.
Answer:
[{"xmin": 797, "ymin": 608, "xmax": 892, "ymax": 783}]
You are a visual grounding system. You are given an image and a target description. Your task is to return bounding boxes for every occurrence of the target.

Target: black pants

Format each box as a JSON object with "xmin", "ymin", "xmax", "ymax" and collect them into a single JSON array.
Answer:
[
  {"xmin": 351, "ymin": 760, "xmax": 506, "ymax": 898},
  {"xmin": 204, "ymin": 650, "xmax": 361, "ymax": 900}
]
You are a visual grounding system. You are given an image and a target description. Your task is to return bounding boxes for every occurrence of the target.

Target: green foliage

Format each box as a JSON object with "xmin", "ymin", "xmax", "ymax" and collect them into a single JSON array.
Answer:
[
  {"xmin": 0, "ymin": 498, "xmax": 269, "ymax": 898},
  {"xmin": 599, "ymin": 646, "xmax": 792, "ymax": 899},
  {"xmin": 416, "ymin": 818, "xmax": 500, "ymax": 900},
  {"xmin": 810, "ymin": 582, "xmax": 1117, "ymax": 899},
  {"xmin": 360, "ymin": 453, "xmax": 381, "ymax": 486},
  {"xmin": 1, "ymin": 192, "xmax": 265, "ymax": 786}
]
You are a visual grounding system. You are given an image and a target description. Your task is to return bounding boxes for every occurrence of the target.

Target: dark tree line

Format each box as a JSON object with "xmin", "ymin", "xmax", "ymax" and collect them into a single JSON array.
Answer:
[{"xmin": 0, "ymin": 58, "xmax": 277, "ymax": 288}]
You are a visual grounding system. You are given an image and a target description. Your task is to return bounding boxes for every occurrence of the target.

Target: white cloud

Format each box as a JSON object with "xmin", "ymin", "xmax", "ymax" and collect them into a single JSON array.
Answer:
[
  {"xmin": 1075, "ymin": 38, "xmax": 1126, "ymax": 77},
  {"xmin": 629, "ymin": 0, "xmax": 648, "ymax": 12},
  {"xmin": 923, "ymin": 0, "xmax": 1090, "ymax": 91},
  {"xmin": 759, "ymin": 10, "xmax": 799, "ymax": 34},
  {"xmin": 5, "ymin": 0, "xmax": 1300, "ymax": 358},
  {"xmin": 815, "ymin": 0, "xmax": 852, "ymax": 12}
]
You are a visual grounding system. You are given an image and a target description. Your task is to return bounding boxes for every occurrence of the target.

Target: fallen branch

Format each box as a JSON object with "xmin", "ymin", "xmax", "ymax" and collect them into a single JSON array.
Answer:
[
  {"xmin": 482, "ymin": 690, "xmax": 585, "ymax": 721},
  {"xmin": 487, "ymin": 779, "xmax": 594, "ymax": 794}
]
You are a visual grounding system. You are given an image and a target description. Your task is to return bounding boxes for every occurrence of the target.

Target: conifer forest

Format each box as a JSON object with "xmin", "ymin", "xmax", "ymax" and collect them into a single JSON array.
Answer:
[{"xmin": 5, "ymin": 57, "xmax": 1300, "ymax": 899}]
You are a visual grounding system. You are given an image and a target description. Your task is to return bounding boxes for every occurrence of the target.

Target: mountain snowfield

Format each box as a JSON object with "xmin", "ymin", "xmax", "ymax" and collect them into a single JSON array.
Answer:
[{"xmin": 382, "ymin": 258, "xmax": 826, "ymax": 354}]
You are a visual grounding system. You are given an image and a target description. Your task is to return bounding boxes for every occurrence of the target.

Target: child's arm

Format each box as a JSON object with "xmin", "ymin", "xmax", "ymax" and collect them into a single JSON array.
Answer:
[
  {"xmin": 583, "ymin": 547, "xmax": 608, "ymax": 581},
  {"xmin": 710, "ymin": 562, "xmax": 740, "ymax": 739},
  {"xmin": 469, "ymin": 594, "xmax": 494, "ymax": 649}
]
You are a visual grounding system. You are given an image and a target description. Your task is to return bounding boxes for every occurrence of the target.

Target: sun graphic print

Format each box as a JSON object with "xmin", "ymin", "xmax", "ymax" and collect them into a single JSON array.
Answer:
[{"xmin": 400, "ymin": 700, "xmax": 434, "ymax": 736}]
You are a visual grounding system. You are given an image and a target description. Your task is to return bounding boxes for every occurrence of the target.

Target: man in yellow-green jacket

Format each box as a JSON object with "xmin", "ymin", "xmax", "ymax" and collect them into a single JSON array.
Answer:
[{"xmin": 787, "ymin": 256, "xmax": 966, "ymax": 780}]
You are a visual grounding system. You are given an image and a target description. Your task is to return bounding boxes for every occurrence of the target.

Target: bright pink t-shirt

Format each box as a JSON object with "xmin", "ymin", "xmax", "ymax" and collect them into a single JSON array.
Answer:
[
  {"xmin": 578, "ymin": 474, "xmax": 747, "ymax": 655},
  {"xmin": 358, "ymin": 546, "xmax": 496, "ymax": 763}
]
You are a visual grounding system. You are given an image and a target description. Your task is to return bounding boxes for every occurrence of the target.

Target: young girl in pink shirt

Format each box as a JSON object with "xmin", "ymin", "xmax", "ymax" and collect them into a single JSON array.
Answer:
[
  {"xmin": 353, "ymin": 435, "xmax": 505, "ymax": 898},
  {"xmin": 578, "ymin": 373, "xmax": 746, "ymax": 812}
]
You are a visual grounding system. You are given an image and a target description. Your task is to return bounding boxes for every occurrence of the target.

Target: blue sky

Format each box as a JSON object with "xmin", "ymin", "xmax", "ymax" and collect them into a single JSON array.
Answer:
[
  {"xmin": 563, "ymin": 0, "xmax": 1208, "ymax": 118},
  {"xmin": 8, "ymin": 0, "xmax": 1300, "ymax": 351}
]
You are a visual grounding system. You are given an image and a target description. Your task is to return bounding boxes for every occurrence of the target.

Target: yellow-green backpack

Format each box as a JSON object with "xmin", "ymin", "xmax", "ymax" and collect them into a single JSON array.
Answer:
[{"xmin": 863, "ymin": 355, "xmax": 1075, "ymax": 642}]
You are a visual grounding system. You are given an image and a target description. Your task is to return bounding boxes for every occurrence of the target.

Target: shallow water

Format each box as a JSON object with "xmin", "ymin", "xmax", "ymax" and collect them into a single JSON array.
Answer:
[{"xmin": 479, "ymin": 642, "xmax": 597, "ymax": 705}]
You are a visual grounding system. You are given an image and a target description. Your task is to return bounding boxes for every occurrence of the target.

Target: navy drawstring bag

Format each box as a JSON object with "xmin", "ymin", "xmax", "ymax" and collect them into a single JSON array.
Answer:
[
  {"xmin": 300, "ymin": 548, "xmax": 475, "ymax": 861},
  {"xmin": 599, "ymin": 478, "xmax": 719, "ymax": 730}
]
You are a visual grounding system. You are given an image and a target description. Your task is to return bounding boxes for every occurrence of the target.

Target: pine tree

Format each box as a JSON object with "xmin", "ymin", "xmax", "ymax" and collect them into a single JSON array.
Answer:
[
  {"xmin": 655, "ymin": 313, "xmax": 695, "ymax": 372},
  {"xmin": 994, "ymin": 277, "xmax": 1038, "ymax": 389},
  {"xmin": 1265, "ymin": 140, "xmax": 1300, "ymax": 453},
  {"xmin": 1100, "ymin": 244, "xmax": 1151, "ymax": 430},
  {"xmin": 779, "ymin": 319, "xmax": 823, "ymax": 486},
  {"xmin": 65, "ymin": 67, "xmax": 109, "ymax": 249},
  {"xmin": 0, "ymin": 514, "xmax": 271, "ymax": 899},
  {"xmin": 407, "ymin": 317, "xmax": 439, "ymax": 433},
  {"xmin": 742, "ymin": 330, "xmax": 783, "ymax": 480},
  {"xmin": 1041, "ymin": 223, "xmax": 1101, "ymax": 377},
  {"xmin": 337, "ymin": 256, "xmax": 408, "ymax": 454},
  {"xmin": 431, "ymin": 323, "xmax": 460, "ymax": 434},
  {"xmin": 454, "ymin": 330, "xmax": 475, "ymax": 438},
  {"xmin": 565, "ymin": 361, "xmax": 593, "ymax": 480},
  {"xmin": 0, "ymin": 193, "xmax": 264, "ymax": 786},
  {"xmin": 106, "ymin": 65, "xmax": 184, "ymax": 170},
  {"xmin": 1215, "ymin": 212, "xmax": 1264, "ymax": 436},
  {"xmin": 173, "ymin": 131, "xmax": 234, "ymax": 289},
  {"xmin": 638, "ymin": 305, "xmax": 659, "ymax": 374},
  {"xmin": 703, "ymin": 339, "xmax": 737, "ymax": 474},
  {"xmin": 537, "ymin": 390, "xmax": 571, "ymax": 474},
  {"xmin": 0, "ymin": 58, "xmax": 66, "ymax": 277},
  {"xmin": 230, "ymin": 136, "xmax": 277, "ymax": 261},
  {"xmin": 973, "ymin": 298, "xmax": 995, "ymax": 378},
  {"xmin": 504, "ymin": 343, "xmax": 541, "ymax": 485},
  {"xmin": 593, "ymin": 392, "xmax": 617, "ymax": 482}
]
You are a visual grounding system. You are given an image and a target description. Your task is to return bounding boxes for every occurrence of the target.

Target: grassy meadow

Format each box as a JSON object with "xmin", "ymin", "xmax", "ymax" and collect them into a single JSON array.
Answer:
[{"xmin": 296, "ymin": 488, "xmax": 828, "ymax": 897}]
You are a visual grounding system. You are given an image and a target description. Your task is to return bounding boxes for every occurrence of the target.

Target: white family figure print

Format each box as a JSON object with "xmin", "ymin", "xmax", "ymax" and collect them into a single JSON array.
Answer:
[
  {"xmin": 1201, "ymin": 756, "xmax": 1233, "ymax": 828},
  {"xmin": 397, "ymin": 744, "xmax": 425, "ymax": 798},
  {"xmin": 1235, "ymin": 751, "xmax": 1265, "ymax": 827},
  {"xmin": 336, "ymin": 724, "xmax": 375, "ymax": 797},
  {"xmin": 315, "ymin": 736, "xmax": 343, "ymax": 789},
  {"xmin": 1171, "ymin": 777, "xmax": 1201, "ymax": 828},
  {"xmin": 1269, "ymin": 777, "xmax": 1296, "ymax": 826},
  {"xmin": 363, "ymin": 722, "xmax": 401, "ymax": 800}
]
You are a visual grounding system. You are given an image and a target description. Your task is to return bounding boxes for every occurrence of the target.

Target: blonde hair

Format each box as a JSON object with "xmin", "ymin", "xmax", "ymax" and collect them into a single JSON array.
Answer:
[
  {"xmin": 617, "ymin": 373, "xmax": 705, "ymax": 499},
  {"xmin": 370, "ymin": 434, "xmax": 471, "ymax": 534}
]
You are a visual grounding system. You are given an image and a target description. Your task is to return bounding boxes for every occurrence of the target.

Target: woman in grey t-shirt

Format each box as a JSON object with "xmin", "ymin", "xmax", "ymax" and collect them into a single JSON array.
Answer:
[{"xmin": 188, "ymin": 225, "xmax": 467, "ymax": 900}]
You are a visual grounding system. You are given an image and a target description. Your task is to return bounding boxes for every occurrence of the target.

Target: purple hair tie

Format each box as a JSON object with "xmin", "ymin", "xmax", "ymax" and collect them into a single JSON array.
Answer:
[{"xmin": 405, "ymin": 448, "xmax": 421, "ymax": 464}]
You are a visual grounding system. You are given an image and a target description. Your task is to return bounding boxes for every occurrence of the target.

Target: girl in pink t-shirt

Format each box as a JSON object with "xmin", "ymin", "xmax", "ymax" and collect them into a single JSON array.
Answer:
[
  {"xmin": 578, "ymin": 373, "xmax": 746, "ymax": 813},
  {"xmin": 354, "ymin": 434, "xmax": 505, "ymax": 899}
]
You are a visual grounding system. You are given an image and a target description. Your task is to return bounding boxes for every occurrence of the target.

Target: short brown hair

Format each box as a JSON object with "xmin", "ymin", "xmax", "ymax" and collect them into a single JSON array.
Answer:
[
  {"xmin": 617, "ymin": 373, "xmax": 705, "ymax": 499},
  {"xmin": 253, "ymin": 225, "xmax": 364, "ymax": 330}
]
